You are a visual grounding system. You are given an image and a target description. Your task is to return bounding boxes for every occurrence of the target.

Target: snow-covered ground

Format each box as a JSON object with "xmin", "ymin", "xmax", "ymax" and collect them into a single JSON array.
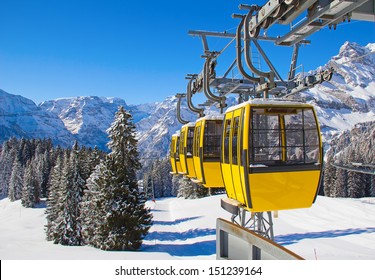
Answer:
[{"xmin": 1, "ymin": 194, "xmax": 375, "ymax": 260}]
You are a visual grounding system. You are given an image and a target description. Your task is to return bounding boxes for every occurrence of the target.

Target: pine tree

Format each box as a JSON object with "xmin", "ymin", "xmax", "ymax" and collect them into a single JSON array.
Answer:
[
  {"xmin": 323, "ymin": 151, "xmax": 336, "ymax": 197},
  {"xmin": 347, "ymin": 170, "xmax": 365, "ymax": 198},
  {"xmin": 60, "ymin": 142, "xmax": 85, "ymax": 246},
  {"xmin": 8, "ymin": 157, "xmax": 24, "ymax": 201},
  {"xmin": 145, "ymin": 157, "xmax": 173, "ymax": 199},
  {"xmin": 142, "ymin": 170, "xmax": 154, "ymax": 200},
  {"xmin": 0, "ymin": 138, "xmax": 18, "ymax": 197},
  {"xmin": 177, "ymin": 176, "xmax": 208, "ymax": 199},
  {"xmin": 46, "ymin": 154, "xmax": 65, "ymax": 242},
  {"xmin": 81, "ymin": 107, "xmax": 152, "ymax": 250},
  {"xmin": 370, "ymin": 175, "xmax": 375, "ymax": 197},
  {"xmin": 21, "ymin": 160, "xmax": 39, "ymax": 207},
  {"xmin": 80, "ymin": 163, "xmax": 107, "ymax": 246},
  {"xmin": 330, "ymin": 168, "xmax": 347, "ymax": 197},
  {"xmin": 171, "ymin": 175, "xmax": 180, "ymax": 197},
  {"xmin": 159, "ymin": 158, "xmax": 173, "ymax": 197},
  {"xmin": 151, "ymin": 159, "xmax": 163, "ymax": 197},
  {"xmin": 36, "ymin": 150, "xmax": 53, "ymax": 198},
  {"xmin": 347, "ymin": 148, "xmax": 366, "ymax": 198},
  {"xmin": 78, "ymin": 147, "xmax": 92, "ymax": 182},
  {"xmin": 363, "ymin": 174, "xmax": 372, "ymax": 197}
]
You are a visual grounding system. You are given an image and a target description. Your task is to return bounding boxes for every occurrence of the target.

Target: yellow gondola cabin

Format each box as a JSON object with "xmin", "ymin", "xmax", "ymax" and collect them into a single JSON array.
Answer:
[
  {"xmin": 221, "ymin": 100, "xmax": 323, "ymax": 212},
  {"xmin": 178, "ymin": 122, "xmax": 197, "ymax": 178},
  {"xmin": 170, "ymin": 133, "xmax": 183, "ymax": 175},
  {"xmin": 192, "ymin": 115, "xmax": 225, "ymax": 188}
]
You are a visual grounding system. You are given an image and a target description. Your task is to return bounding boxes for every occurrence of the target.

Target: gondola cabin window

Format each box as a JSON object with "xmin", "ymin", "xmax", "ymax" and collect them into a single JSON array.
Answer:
[
  {"xmin": 187, "ymin": 127, "xmax": 194, "ymax": 157},
  {"xmin": 170, "ymin": 138, "xmax": 176, "ymax": 158},
  {"xmin": 193, "ymin": 126, "xmax": 201, "ymax": 157},
  {"xmin": 179, "ymin": 131, "xmax": 185, "ymax": 156},
  {"xmin": 232, "ymin": 117, "xmax": 240, "ymax": 165},
  {"xmin": 249, "ymin": 107, "xmax": 320, "ymax": 168},
  {"xmin": 223, "ymin": 119, "xmax": 231, "ymax": 164},
  {"xmin": 204, "ymin": 120, "xmax": 222, "ymax": 160},
  {"xmin": 175, "ymin": 137, "xmax": 180, "ymax": 160}
]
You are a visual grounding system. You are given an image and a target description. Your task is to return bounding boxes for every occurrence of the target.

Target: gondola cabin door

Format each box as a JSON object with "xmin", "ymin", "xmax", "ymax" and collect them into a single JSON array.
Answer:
[
  {"xmin": 175, "ymin": 134, "xmax": 183, "ymax": 174},
  {"xmin": 193, "ymin": 116, "xmax": 224, "ymax": 188},
  {"xmin": 221, "ymin": 108, "xmax": 249, "ymax": 207},
  {"xmin": 179, "ymin": 123, "xmax": 196, "ymax": 178},
  {"xmin": 170, "ymin": 135, "xmax": 178, "ymax": 174}
]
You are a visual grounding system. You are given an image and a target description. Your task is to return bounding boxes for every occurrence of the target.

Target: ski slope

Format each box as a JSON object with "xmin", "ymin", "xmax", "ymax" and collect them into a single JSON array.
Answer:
[{"xmin": 1, "ymin": 194, "xmax": 375, "ymax": 260}]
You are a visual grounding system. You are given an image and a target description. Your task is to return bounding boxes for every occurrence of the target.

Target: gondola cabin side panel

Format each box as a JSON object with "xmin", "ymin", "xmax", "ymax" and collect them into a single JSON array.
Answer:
[
  {"xmin": 230, "ymin": 108, "xmax": 248, "ymax": 206},
  {"xmin": 202, "ymin": 118, "xmax": 225, "ymax": 188},
  {"xmin": 170, "ymin": 135, "xmax": 177, "ymax": 174},
  {"xmin": 194, "ymin": 116, "xmax": 225, "ymax": 188},
  {"xmin": 221, "ymin": 112, "xmax": 236, "ymax": 198},
  {"xmin": 175, "ymin": 134, "xmax": 183, "ymax": 174},
  {"xmin": 179, "ymin": 127, "xmax": 187, "ymax": 175},
  {"xmin": 183, "ymin": 123, "xmax": 197, "ymax": 178},
  {"xmin": 193, "ymin": 120, "xmax": 204, "ymax": 183},
  {"xmin": 170, "ymin": 134, "xmax": 183, "ymax": 175}
]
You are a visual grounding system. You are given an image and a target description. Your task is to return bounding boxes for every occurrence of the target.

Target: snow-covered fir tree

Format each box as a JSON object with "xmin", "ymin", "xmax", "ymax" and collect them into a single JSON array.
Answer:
[
  {"xmin": 8, "ymin": 157, "xmax": 24, "ymax": 201},
  {"xmin": 45, "ymin": 153, "xmax": 64, "ymax": 242},
  {"xmin": 177, "ymin": 176, "xmax": 208, "ymax": 199},
  {"xmin": 81, "ymin": 106, "xmax": 152, "ymax": 250},
  {"xmin": 80, "ymin": 162, "xmax": 107, "ymax": 247},
  {"xmin": 143, "ymin": 157, "xmax": 173, "ymax": 198},
  {"xmin": 171, "ymin": 175, "xmax": 180, "ymax": 197},
  {"xmin": 0, "ymin": 138, "xmax": 56, "ymax": 201},
  {"xmin": 323, "ymin": 150, "xmax": 336, "ymax": 196},
  {"xmin": 60, "ymin": 142, "xmax": 85, "ymax": 246},
  {"xmin": 22, "ymin": 159, "xmax": 39, "ymax": 207},
  {"xmin": 323, "ymin": 121, "xmax": 375, "ymax": 198},
  {"xmin": 332, "ymin": 168, "xmax": 347, "ymax": 197},
  {"xmin": 371, "ymin": 176, "xmax": 375, "ymax": 197},
  {"xmin": 0, "ymin": 138, "xmax": 18, "ymax": 197}
]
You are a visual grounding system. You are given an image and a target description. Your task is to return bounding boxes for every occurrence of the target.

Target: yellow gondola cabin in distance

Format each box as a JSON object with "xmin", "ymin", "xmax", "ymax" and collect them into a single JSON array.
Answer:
[
  {"xmin": 221, "ymin": 99, "xmax": 323, "ymax": 212},
  {"xmin": 192, "ymin": 115, "xmax": 225, "ymax": 188},
  {"xmin": 169, "ymin": 132, "xmax": 183, "ymax": 175},
  {"xmin": 178, "ymin": 122, "xmax": 197, "ymax": 178}
]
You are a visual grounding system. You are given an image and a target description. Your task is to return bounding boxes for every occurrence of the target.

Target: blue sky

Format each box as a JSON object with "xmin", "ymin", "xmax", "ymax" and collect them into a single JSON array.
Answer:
[{"xmin": 0, "ymin": 0, "xmax": 374, "ymax": 105}]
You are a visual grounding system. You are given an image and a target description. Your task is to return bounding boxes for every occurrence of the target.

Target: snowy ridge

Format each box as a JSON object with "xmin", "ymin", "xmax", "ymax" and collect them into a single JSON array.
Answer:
[
  {"xmin": 40, "ymin": 96, "xmax": 130, "ymax": 150},
  {"xmin": 0, "ymin": 89, "xmax": 73, "ymax": 147},
  {"xmin": 299, "ymin": 42, "xmax": 375, "ymax": 143},
  {"xmin": 136, "ymin": 96, "xmax": 196, "ymax": 162}
]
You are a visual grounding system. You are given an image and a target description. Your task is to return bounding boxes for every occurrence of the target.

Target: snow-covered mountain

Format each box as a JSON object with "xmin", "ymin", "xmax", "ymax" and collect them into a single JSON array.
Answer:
[
  {"xmin": 1, "ymin": 41, "xmax": 374, "ymax": 162},
  {"xmin": 0, "ymin": 89, "xmax": 73, "ymax": 147},
  {"xmin": 39, "ymin": 95, "xmax": 196, "ymax": 162},
  {"xmin": 39, "ymin": 96, "xmax": 157, "ymax": 151},
  {"xmin": 299, "ymin": 42, "xmax": 375, "ymax": 143}
]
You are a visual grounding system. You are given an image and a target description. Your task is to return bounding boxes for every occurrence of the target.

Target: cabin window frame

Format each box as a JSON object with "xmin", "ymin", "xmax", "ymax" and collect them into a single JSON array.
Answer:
[
  {"xmin": 223, "ymin": 119, "xmax": 231, "ymax": 164},
  {"xmin": 175, "ymin": 137, "xmax": 180, "ymax": 160},
  {"xmin": 203, "ymin": 120, "xmax": 223, "ymax": 161},
  {"xmin": 249, "ymin": 106, "xmax": 321, "ymax": 172},
  {"xmin": 170, "ymin": 138, "xmax": 176, "ymax": 158},
  {"xmin": 186, "ymin": 127, "xmax": 194, "ymax": 157}
]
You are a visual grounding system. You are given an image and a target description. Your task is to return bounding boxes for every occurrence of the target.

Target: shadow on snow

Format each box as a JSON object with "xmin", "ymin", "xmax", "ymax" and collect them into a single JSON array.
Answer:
[
  {"xmin": 152, "ymin": 216, "xmax": 201, "ymax": 226},
  {"xmin": 275, "ymin": 227, "xmax": 375, "ymax": 246},
  {"xmin": 145, "ymin": 227, "xmax": 216, "ymax": 242},
  {"xmin": 142, "ymin": 240, "xmax": 216, "ymax": 257}
]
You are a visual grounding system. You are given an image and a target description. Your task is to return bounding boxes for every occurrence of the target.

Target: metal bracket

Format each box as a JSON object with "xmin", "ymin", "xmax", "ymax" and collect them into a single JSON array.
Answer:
[{"xmin": 175, "ymin": 93, "xmax": 189, "ymax": 125}]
